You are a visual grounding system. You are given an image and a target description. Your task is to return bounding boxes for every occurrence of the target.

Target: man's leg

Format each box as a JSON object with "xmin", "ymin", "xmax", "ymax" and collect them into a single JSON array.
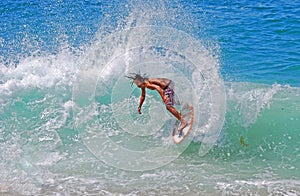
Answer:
[{"xmin": 166, "ymin": 105, "xmax": 187, "ymax": 133}]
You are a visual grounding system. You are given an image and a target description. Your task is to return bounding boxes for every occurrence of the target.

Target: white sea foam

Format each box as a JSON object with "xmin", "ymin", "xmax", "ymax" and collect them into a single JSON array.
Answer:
[
  {"xmin": 0, "ymin": 49, "xmax": 79, "ymax": 96},
  {"xmin": 226, "ymin": 82, "xmax": 282, "ymax": 127}
]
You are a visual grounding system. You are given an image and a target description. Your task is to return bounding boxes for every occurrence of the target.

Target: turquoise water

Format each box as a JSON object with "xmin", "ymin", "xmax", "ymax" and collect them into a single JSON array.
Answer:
[{"xmin": 1, "ymin": 0, "xmax": 299, "ymax": 195}]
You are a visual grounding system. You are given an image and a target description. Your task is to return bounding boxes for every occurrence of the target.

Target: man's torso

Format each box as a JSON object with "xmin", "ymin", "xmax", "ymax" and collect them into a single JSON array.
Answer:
[{"xmin": 146, "ymin": 78, "xmax": 171, "ymax": 90}]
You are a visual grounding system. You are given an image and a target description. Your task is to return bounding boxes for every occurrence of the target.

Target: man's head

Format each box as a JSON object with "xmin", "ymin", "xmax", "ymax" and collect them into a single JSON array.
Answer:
[{"xmin": 125, "ymin": 73, "xmax": 148, "ymax": 88}]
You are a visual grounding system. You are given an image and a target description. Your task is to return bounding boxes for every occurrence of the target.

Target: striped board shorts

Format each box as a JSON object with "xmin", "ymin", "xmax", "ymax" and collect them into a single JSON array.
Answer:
[{"xmin": 163, "ymin": 81, "xmax": 175, "ymax": 106}]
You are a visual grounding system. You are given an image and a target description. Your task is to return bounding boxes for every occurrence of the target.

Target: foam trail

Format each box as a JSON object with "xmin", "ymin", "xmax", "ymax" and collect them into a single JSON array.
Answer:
[{"xmin": 73, "ymin": 20, "xmax": 226, "ymax": 171}]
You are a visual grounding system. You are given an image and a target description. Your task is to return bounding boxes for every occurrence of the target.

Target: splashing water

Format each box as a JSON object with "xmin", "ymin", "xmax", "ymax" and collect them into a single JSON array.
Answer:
[{"xmin": 0, "ymin": 0, "xmax": 299, "ymax": 195}]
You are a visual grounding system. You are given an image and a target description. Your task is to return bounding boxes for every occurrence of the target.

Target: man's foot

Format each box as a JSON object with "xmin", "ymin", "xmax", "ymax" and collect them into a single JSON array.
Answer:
[{"xmin": 178, "ymin": 121, "xmax": 188, "ymax": 135}]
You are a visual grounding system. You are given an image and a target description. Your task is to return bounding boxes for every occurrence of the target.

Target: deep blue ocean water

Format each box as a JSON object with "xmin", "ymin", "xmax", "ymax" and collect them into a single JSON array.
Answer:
[{"xmin": 0, "ymin": 0, "xmax": 299, "ymax": 195}]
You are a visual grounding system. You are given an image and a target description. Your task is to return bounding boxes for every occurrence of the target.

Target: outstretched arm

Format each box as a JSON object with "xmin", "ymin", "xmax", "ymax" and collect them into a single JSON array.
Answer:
[{"xmin": 138, "ymin": 87, "xmax": 146, "ymax": 114}]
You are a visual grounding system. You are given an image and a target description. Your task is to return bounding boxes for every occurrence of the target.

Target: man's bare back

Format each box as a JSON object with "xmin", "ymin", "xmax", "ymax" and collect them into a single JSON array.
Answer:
[{"xmin": 146, "ymin": 78, "xmax": 171, "ymax": 89}]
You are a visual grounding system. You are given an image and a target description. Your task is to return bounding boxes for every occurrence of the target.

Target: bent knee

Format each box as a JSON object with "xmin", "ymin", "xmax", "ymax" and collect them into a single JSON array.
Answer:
[{"xmin": 166, "ymin": 105, "xmax": 173, "ymax": 110}]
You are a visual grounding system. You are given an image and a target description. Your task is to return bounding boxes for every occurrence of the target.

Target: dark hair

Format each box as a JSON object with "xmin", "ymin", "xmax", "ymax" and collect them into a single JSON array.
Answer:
[{"xmin": 125, "ymin": 72, "xmax": 148, "ymax": 86}]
